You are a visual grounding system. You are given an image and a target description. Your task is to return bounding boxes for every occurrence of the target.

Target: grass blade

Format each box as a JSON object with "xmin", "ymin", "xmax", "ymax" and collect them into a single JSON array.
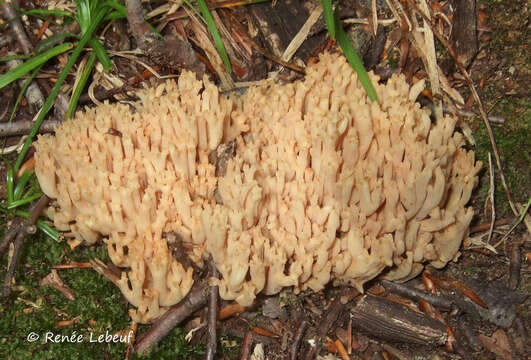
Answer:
[
  {"xmin": 7, "ymin": 192, "xmax": 43, "ymax": 210},
  {"xmin": 65, "ymin": 51, "xmax": 97, "ymax": 119},
  {"xmin": 334, "ymin": 12, "xmax": 378, "ymax": 102},
  {"xmin": 183, "ymin": 0, "xmax": 205, "ymax": 21},
  {"xmin": 321, "ymin": 0, "xmax": 335, "ymax": 39},
  {"xmin": 35, "ymin": 32, "xmax": 79, "ymax": 53},
  {"xmin": 88, "ymin": 38, "xmax": 112, "ymax": 70},
  {"xmin": 104, "ymin": 10, "xmax": 126, "ymax": 21},
  {"xmin": 7, "ymin": 65, "xmax": 43, "ymax": 124},
  {"xmin": 103, "ymin": 1, "xmax": 127, "ymax": 17},
  {"xmin": 0, "ymin": 54, "xmax": 30, "ymax": 62},
  {"xmin": 14, "ymin": 7, "xmax": 109, "ymax": 173},
  {"xmin": 0, "ymin": 42, "xmax": 73, "ymax": 90},
  {"xmin": 21, "ymin": 9, "xmax": 74, "ymax": 19},
  {"xmin": 196, "ymin": 0, "xmax": 233, "ymax": 74},
  {"xmin": 6, "ymin": 168, "xmax": 14, "ymax": 205},
  {"xmin": 13, "ymin": 170, "xmax": 35, "ymax": 201}
]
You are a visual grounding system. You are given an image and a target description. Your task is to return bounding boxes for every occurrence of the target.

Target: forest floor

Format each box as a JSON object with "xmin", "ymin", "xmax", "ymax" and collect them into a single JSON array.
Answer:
[{"xmin": 0, "ymin": 0, "xmax": 529, "ymax": 359}]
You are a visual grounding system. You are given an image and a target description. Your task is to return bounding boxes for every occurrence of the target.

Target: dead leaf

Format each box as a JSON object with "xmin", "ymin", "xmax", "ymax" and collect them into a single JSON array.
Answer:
[
  {"xmin": 478, "ymin": 329, "xmax": 513, "ymax": 359},
  {"xmin": 40, "ymin": 269, "xmax": 76, "ymax": 300}
]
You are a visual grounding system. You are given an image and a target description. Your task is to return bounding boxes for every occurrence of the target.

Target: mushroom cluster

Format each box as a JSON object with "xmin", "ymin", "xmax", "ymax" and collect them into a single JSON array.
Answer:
[{"xmin": 34, "ymin": 53, "xmax": 481, "ymax": 323}]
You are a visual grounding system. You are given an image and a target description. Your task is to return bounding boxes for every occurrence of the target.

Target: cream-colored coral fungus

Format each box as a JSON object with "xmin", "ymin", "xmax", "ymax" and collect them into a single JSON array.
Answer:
[{"xmin": 34, "ymin": 53, "xmax": 481, "ymax": 323}]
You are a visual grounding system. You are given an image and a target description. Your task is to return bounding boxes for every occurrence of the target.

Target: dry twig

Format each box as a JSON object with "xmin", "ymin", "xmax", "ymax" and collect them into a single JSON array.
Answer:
[
  {"xmin": 290, "ymin": 320, "xmax": 308, "ymax": 360},
  {"xmin": 2, "ymin": 195, "xmax": 49, "ymax": 297},
  {"xmin": 349, "ymin": 295, "xmax": 447, "ymax": 345},
  {"xmin": 380, "ymin": 280, "xmax": 453, "ymax": 310},
  {"xmin": 0, "ymin": 119, "xmax": 60, "ymax": 138},
  {"xmin": 1, "ymin": 0, "xmax": 45, "ymax": 110},
  {"xmin": 470, "ymin": 217, "xmax": 512, "ymax": 234},
  {"xmin": 206, "ymin": 259, "xmax": 219, "ymax": 360},
  {"xmin": 240, "ymin": 331, "xmax": 253, "ymax": 360},
  {"xmin": 508, "ymin": 240, "xmax": 522, "ymax": 290},
  {"xmin": 486, "ymin": 152, "xmax": 496, "ymax": 244},
  {"xmin": 134, "ymin": 284, "xmax": 209, "ymax": 355},
  {"xmin": 40, "ymin": 269, "xmax": 76, "ymax": 300}
]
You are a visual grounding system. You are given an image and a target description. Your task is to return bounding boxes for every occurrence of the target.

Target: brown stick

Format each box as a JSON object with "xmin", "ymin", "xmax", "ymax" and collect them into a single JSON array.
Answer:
[
  {"xmin": 2, "ymin": 195, "xmax": 49, "ymax": 297},
  {"xmin": 0, "ymin": 218, "xmax": 23, "ymax": 256},
  {"xmin": 1, "ymin": 0, "xmax": 71, "ymax": 116},
  {"xmin": 2, "ymin": 1, "xmax": 46, "ymax": 111},
  {"xmin": 206, "ymin": 260, "xmax": 219, "ymax": 360},
  {"xmin": 469, "ymin": 217, "xmax": 512, "ymax": 234},
  {"xmin": 349, "ymin": 295, "xmax": 447, "ymax": 345},
  {"xmin": 124, "ymin": 0, "xmax": 152, "ymax": 41},
  {"xmin": 380, "ymin": 280, "xmax": 453, "ymax": 310},
  {"xmin": 239, "ymin": 331, "xmax": 253, "ymax": 360},
  {"xmin": 0, "ymin": 119, "xmax": 60, "ymax": 138},
  {"xmin": 290, "ymin": 320, "xmax": 309, "ymax": 360},
  {"xmin": 508, "ymin": 241, "xmax": 521, "ymax": 290},
  {"xmin": 1, "ymin": 0, "xmax": 33, "ymax": 54},
  {"xmin": 2, "ymin": 232, "xmax": 25, "ymax": 297},
  {"xmin": 134, "ymin": 284, "xmax": 209, "ymax": 355}
]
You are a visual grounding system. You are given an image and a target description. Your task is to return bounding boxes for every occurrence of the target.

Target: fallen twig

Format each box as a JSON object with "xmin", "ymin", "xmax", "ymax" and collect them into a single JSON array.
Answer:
[
  {"xmin": 380, "ymin": 280, "xmax": 453, "ymax": 310},
  {"xmin": 1, "ymin": 0, "xmax": 45, "ymax": 111},
  {"xmin": 2, "ymin": 195, "xmax": 49, "ymax": 297},
  {"xmin": 206, "ymin": 259, "xmax": 219, "ymax": 360},
  {"xmin": 0, "ymin": 119, "xmax": 60, "ymax": 138},
  {"xmin": 290, "ymin": 320, "xmax": 308, "ymax": 360},
  {"xmin": 53, "ymin": 262, "xmax": 93, "ymax": 269},
  {"xmin": 486, "ymin": 153, "xmax": 496, "ymax": 244},
  {"xmin": 40, "ymin": 269, "xmax": 76, "ymax": 300},
  {"xmin": 134, "ymin": 284, "xmax": 209, "ymax": 355},
  {"xmin": 1, "ymin": 0, "xmax": 33, "ymax": 54},
  {"xmin": 0, "ymin": 218, "xmax": 23, "ymax": 256},
  {"xmin": 423, "ymin": 271, "xmax": 488, "ymax": 309},
  {"xmin": 509, "ymin": 240, "xmax": 522, "ymax": 290},
  {"xmin": 124, "ymin": 322, "xmax": 138, "ymax": 360},
  {"xmin": 349, "ymin": 295, "xmax": 447, "ymax": 345},
  {"xmin": 470, "ymin": 217, "xmax": 512, "ymax": 234},
  {"xmin": 239, "ymin": 331, "xmax": 253, "ymax": 360}
]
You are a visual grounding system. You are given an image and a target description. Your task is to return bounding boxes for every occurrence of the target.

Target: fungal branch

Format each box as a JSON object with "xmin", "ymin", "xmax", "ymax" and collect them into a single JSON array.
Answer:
[{"xmin": 33, "ymin": 53, "xmax": 481, "ymax": 323}]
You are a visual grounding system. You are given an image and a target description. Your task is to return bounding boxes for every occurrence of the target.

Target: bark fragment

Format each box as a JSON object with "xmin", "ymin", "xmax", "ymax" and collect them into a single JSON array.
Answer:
[{"xmin": 349, "ymin": 295, "xmax": 448, "ymax": 345}]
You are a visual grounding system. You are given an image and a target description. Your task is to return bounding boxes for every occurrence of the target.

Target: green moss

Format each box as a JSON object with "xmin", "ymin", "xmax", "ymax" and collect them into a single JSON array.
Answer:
[
  {"xmin": 131, "ymin": 327, "xmax": 204, "ymax": 360},
  {"xmin": 463, "ymin": 266, "xmax": 481, "ymax": 277},
  {"xmin": 473, "ymin": 95, "xmax": 531, "ymax": 216},
  {"xmin": 0, "ymin": 229, "xmax": 202, "ymax": 359}
]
